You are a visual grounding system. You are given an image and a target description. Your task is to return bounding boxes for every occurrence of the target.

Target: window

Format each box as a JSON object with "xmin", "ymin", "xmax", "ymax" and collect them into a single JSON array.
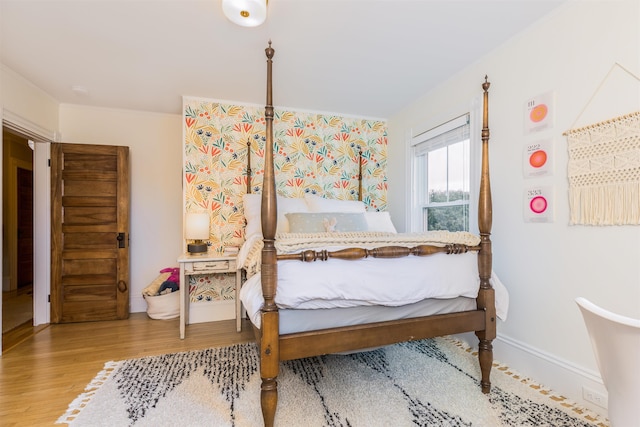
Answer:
[{"xmin": 411, "ymin": 114, "xmax": 470, "ymax": 232}]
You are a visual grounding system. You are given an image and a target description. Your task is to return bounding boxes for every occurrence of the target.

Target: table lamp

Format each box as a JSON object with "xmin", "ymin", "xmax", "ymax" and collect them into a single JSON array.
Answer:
[{"xmin": 185, "ymin": 212, "xmax": 209, "ymax": 254}]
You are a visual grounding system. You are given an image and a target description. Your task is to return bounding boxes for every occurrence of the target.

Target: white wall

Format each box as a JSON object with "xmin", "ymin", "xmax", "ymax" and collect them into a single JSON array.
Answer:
[
  {"xmin": 388, "ymin": 0, "xmax": 640, "ymax": 415},
  {"xmin": 1, "ymin": 65, "xmax": 59, "ymax": 135},
  {"xmin": 58, "ymin": 105, "xmax": 183, "ymax": 313}
]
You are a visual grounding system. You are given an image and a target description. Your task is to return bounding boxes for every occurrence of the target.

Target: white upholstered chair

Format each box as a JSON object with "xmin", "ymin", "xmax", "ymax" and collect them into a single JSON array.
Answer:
[{"xmin": 576, "ymin": 297, "xmax": 640, "ymax": 427}]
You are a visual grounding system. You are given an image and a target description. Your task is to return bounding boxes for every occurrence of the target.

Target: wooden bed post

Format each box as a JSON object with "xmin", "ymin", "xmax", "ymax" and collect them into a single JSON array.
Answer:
[
  {"xmin": 357, "ymin": 148, "xmax": 363, "ymax": 202},
  {"xmin": 246, "ymin": 139, "xmax": 252, "ymax": 195},
  {"xmin": 260, "ymin": 41, "xmax": 279, "ymax": 427},
  {"xmin": 476, "ymin": 76, "xmax": 496, "ymax": 393}
]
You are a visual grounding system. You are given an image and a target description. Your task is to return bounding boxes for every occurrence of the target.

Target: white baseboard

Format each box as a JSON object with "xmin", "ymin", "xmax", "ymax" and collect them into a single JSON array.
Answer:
[
  {"xmin": 131, "ymin": 294, "xmax": 147, "ymax": 314},
  {"xmin": 483, "ymin": 332, "xmax": 608, "ymax": 418}
]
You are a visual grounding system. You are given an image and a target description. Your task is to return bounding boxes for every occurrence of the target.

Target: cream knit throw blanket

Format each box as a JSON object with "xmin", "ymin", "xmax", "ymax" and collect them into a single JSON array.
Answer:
[
  {"xmin": 566, "ymin": 111, "xmax": 640, "ymax": 225},
  {"xmin": 242, "ymin": 231, "xmax": 481, "ymax": 277}
]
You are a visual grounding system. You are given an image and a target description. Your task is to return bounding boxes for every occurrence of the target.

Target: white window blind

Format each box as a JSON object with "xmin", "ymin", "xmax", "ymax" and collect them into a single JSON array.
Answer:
[{"xmin": 412, "ymin": 114, "xmax": 470, "ymax": 154}]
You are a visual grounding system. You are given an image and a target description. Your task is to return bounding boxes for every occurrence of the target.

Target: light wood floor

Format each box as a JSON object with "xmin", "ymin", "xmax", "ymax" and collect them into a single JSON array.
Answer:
[
  {"xmin": 0, "ymin": 313, "xmax": 255, "ymax": 426},
  {"xmin": 2, "ymin": 285, "xmax": 33, "ymax": 334}
]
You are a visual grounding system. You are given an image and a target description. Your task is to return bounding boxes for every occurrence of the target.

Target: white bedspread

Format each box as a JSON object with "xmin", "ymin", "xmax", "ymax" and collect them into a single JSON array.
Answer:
[{"xmin": 239, "ymin": 251, "xmax": 509, "ymax": 327}]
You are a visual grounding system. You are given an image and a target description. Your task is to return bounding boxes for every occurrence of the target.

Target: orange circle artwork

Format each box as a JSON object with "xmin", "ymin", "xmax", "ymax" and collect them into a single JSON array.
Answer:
[
  {"xmin": 529, "ymin": 104, "xmax": 548, "ymax": 123},
  {"xmin": 529, "ymin": 150, "xmax": 547, "ymax": 168}
]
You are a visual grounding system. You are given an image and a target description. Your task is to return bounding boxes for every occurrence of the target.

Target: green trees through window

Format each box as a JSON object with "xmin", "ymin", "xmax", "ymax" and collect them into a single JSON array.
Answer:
[{"xmin": 425, "ymin": 190, "xmax": 470, "ymax": 231}]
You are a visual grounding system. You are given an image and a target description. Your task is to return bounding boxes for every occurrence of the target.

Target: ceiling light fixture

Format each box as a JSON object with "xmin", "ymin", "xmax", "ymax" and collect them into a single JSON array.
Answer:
[
  {"xmin": 71, "ymin": 85, "xmax": 89, "ymax": 96},
  {"xmin": 222, "ymin": 0, "xmax": 267, "ymax": 27}
]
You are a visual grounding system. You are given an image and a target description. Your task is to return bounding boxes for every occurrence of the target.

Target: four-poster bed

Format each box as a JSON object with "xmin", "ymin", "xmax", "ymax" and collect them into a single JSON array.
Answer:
[{"xmin": 243, "ymin": 42, "xmax": 497, "ymax": 427}]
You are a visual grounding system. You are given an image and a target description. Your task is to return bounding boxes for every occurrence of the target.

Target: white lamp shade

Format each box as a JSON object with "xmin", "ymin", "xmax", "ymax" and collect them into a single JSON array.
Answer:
[
  {"xmin": 222, "ymin": 0, "xmax": 267, "ymax": 27},
  {"xmin": 185, "ymin": 212, "xmax": 210, "ymax": 240}
]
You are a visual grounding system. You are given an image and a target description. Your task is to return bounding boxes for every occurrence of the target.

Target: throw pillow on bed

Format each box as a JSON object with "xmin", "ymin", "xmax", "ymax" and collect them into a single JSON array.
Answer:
[{"xmin": 286, "ymin": 212, "xmax": 368, "ymax": 233}]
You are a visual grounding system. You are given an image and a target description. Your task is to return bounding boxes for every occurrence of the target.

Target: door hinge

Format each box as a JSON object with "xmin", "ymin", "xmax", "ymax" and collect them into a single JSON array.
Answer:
[
  {"xmin": 48, "ymin": 294, "xmax": 51, "ymax": 302},
  {"xmin": 48, "ymin": 158, "xmax": 51, "ymax": 167}
]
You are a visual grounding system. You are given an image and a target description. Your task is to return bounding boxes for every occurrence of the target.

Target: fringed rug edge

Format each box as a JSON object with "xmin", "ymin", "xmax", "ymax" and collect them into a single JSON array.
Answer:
[
  {"xmin": 56, "ymin": 360, "xmax": 122, "ymax": 425},
  {"xmin": 443, "ymin": 336, "xmax": 610, "ymax": 427}
]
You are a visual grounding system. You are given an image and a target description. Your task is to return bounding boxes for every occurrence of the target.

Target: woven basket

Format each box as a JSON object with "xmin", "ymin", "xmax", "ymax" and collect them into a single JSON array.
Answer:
[
  {"xmin": 144, "ymin": 292, "xmax": 179, "ymax": 320},
  {"xmin": 142, "ymin": 272, "xmax": 179, "ymax": 320}
]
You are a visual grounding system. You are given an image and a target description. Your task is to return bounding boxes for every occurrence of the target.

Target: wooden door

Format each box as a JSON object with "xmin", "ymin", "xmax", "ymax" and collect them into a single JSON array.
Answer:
[
  {"xmin": 17, "ymin": 167, "xmax": 34, "ymax": 288},
  {"xmin": 51, "ymin": 143, "xmax": 130, "ymax": 323}
]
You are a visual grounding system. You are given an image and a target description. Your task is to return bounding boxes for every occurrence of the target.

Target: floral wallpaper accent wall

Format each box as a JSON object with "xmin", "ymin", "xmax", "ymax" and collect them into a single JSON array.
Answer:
[{"xmin": 183, "ymin": 97, "xmax": 388, "ymax": 301}]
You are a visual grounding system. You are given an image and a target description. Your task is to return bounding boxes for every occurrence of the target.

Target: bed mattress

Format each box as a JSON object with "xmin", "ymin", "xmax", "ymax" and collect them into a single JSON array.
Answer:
[{"xmin": 247, "ymin": 292, "xmax": 477, "ymax": 334}]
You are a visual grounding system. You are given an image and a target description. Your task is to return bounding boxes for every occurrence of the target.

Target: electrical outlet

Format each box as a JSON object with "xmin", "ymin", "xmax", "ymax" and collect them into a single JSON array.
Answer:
[{"xmin": 583, "ymin": 386, "xmax": 608, "ymax": 409}]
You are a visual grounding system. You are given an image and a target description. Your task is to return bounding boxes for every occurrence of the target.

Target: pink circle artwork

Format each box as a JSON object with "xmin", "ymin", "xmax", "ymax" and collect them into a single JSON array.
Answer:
[{"xmin": 530, "ymin": 196, "xmax": 547, "ymax": 214}]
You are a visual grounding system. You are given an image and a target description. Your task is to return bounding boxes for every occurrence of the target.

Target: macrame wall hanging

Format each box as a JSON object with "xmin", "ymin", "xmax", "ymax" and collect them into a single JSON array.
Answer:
[
  {"xmin": 564, "ymin": 63, "xmax": 640, "ymax": 226},
  {"xmin": 565, "ymin": 112, "xmax": 640, "ymax": 225}
]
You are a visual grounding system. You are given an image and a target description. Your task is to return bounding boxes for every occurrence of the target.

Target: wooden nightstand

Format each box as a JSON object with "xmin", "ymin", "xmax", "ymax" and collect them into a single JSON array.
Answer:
[{"xmin": 177, "ymin": 253, "xmax": 242, "ymax": 339}]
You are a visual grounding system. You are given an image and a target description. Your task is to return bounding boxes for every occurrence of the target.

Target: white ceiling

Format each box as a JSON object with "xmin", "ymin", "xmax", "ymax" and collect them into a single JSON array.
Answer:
[{"xmin": 1, "ymin": 0, "xmax": 565, "ymax": 119}]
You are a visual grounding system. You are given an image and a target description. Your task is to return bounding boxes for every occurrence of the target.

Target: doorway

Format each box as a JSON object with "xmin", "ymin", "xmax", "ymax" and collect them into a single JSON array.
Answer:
[{"xmin": 2, "ymin": 127, "xmax": 35, "ymax": 349}]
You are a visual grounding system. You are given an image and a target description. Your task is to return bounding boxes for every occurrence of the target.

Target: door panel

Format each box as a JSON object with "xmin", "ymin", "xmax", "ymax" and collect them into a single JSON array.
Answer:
[
  {"xmin": 63, "ymin": 233, "xmax": 118, "ymax": 249},
  {"xmin": 63, "ymin": 154, "xmax": 117, "ymax": 170},
  {"xmin": 63, "ymin": 180, "xmax": 116, "ymax": 196},
  {"xmin": 62, "ymin": 301, "xmax": 118, "ymax": 321},
  {"xmin": 64, "ymin": 206, "xmax": 118, "ymax": 223},
  {"xmin": 62, "ymin": 196, "xmax": 117, "ymax": 207},
  {"xmin": 63, "ymin": 284, "xmax": 115, "ymax": 301},
  {"xmin": 62, "ymin": 258, "xmax": 116, "ymax": 276},
  {"xmin": 51, "ymin": 143, "xmax": 130, "ymax": 323}
]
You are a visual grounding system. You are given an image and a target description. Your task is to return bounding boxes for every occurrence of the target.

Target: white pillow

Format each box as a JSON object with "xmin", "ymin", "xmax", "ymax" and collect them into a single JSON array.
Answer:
[
  {"xmin": 304, "ymin": 193, "xmax": 366, "ymax": 213},
  {"xmin": 243, "ymin": 193, "xmax": 309, "ymax": 238},
  {"xmin": 243, "ymin": 193, "xmax": 262, "ymax": 238},
  {"xmin": 277, "ymin": 196, "xmax": 309, "ymax": 233},
  {"xmin": 364, "ymin": 211, "xmax": 397, "ymax": 233}
]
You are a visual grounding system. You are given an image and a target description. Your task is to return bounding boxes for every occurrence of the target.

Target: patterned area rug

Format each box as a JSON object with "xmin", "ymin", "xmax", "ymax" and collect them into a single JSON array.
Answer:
[{"xmin": 57, "ymin": 337, "xmax": 608, "ymax": 426}]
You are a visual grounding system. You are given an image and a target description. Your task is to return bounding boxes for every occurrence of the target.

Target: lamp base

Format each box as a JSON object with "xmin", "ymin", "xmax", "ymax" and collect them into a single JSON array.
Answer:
[{"xmin": 187, "ymin": 243, "xmax": 208, "ymax": 254}]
